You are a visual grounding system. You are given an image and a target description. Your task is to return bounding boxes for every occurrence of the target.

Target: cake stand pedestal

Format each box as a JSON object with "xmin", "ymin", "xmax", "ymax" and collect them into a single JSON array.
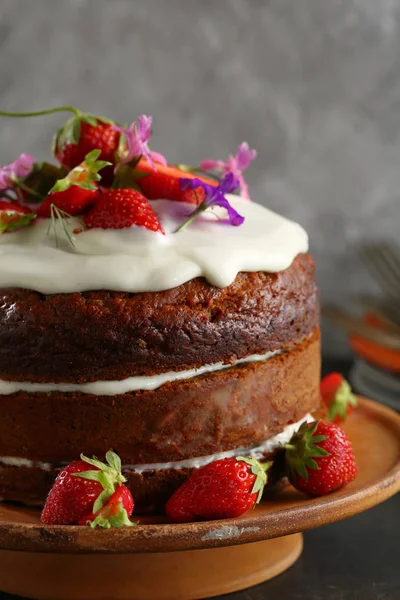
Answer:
[{"xmin": 0, "ymin": 397, "xmax": 399, "ymax": 600}]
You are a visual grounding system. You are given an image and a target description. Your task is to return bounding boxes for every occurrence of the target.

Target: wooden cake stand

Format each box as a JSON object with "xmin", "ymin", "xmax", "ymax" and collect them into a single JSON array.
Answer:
[{"xmin": 0, "ymin": 397, "xmax": 399, "ymax": 600}]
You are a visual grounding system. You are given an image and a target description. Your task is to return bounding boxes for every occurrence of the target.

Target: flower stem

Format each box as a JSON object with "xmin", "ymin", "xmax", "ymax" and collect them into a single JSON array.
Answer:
[
  {"xmin": 175, "ymin": 205, "xmax": 205, "ymax": 233},
  {"xmin": 0, "ymin": 106, "xmax": 81, "ymax": 118},
  {"xmin": 13, "ymin": 178, "xmax": 44, "ymax": 201}
]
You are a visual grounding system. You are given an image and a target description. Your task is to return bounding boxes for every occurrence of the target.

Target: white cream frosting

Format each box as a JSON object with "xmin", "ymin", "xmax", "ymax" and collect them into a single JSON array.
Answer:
[
  {"xmin": 0, "ymin": 196, "xmax": 308, "ymax": 294},
  {"xmin": 0, "ymin": 414, "xmax": 313, "ymax": 473},
  {"xmin": 0, "ymin": 348, "xmax": 281, "ymax": 396}
]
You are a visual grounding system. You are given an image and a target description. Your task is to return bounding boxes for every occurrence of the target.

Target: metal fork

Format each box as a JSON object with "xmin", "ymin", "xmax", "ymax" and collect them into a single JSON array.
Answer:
[
  {"xmin": 322, "ymin": 305, "xmax": 400, "ymax": 350},
  {"xmin": 362, "ymin": 242, "xmax": 400, "ymax": 299},
  {"xmin": 355, "ymin": 293, "xmax": 400, "ymax": 329}
]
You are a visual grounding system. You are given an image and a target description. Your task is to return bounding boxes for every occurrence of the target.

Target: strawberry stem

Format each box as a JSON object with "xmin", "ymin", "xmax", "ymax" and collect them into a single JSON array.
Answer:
[{"xmin": 0, "ymin": 106, "xmax": 81, "ymax": 118}]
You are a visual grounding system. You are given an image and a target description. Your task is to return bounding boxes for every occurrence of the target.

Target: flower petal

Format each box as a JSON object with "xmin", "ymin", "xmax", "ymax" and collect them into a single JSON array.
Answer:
[
  {"xmin": 0, "ymin": 154, "xmax": 36, "ymax": 191},
  {"xmin": 234, "ymin": 142, "xmax": 257, "ymax": 171},
  {"xmin": 200, "ymin": 159, "xmax": 225, "ymax": 172}
]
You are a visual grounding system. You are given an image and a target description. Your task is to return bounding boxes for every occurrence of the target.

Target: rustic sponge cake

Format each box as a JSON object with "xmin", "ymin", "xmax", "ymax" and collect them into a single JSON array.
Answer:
[
  {"xmin": 0, "ymin": 250, "xmax": 320, "ymax": 511},
  {"xmin": 0, "ymin": 118, "xmax": 320, "ymax": 512}
]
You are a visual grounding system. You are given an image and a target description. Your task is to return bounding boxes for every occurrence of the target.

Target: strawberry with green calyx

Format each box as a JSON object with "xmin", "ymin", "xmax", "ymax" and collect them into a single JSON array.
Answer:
[
  {"xmin": 41, "ymin": 450, "xmax": 135, "ymax": 528},
  {"xmin": 37, "ymin": 150, "xmax": 109, "ymax": 217},
  {"xmin": 285, "ymin": 420, "xmax": 357, "ymax": 496},
  {"xmin": 80, "ymin": 484, "xmax": 134, "ymax": 529},
  {"xmin": 321, "ymin": 372, "xmax": 358, "ymax": 423},
  {"xmin": 165, "ymin": 456, "xmax": 271, "ymax": 523},
  {"xmin": 0, "ymin": 199, "xmax": 36, "ymax": 234},
  {"xmin": 0, "ymin": 106, "xmax": 119, "ymax": 183}
]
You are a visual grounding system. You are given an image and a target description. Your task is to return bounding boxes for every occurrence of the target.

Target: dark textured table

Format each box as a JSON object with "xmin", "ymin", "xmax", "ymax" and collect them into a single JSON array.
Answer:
[{"xmin": 1, "ymin": 362, "xmax": 399, "ymax": 600}]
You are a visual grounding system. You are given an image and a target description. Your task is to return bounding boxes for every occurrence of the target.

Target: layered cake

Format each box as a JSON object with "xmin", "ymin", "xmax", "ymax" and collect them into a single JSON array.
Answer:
[{"xmin": 0, "ymin": 111, "xmax": 320, "ymax": 512}]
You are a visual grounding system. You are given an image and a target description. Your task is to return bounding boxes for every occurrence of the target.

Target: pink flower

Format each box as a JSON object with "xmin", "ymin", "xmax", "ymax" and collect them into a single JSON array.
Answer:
[
  {"xmin": 115, "ymin": 115, "xmax": 167, "ymax": 170},
  {"xmin": 200, "ymin": 142, "xmax": 257, "ymax": 200},
  {"xmin": 0, "ymin": 154, "xmax": 35, "ymax": 191}
]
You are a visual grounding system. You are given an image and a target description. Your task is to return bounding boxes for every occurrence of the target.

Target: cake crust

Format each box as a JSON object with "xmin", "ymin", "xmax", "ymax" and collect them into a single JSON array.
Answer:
[{"xmin": 0, "ymin": 254, "xmax": 318, "ymax": 383}]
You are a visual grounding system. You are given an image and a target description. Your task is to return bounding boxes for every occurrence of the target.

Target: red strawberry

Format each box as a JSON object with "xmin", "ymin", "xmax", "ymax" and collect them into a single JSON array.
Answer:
[
  {"xmin": 37, "ymin": 150, "xmax": 109, "ymax": 217},
  {"xmin": 285, "ymin": 420, "xmax": 357, "ymax": 496},
  {"xmin": 136, "ymin": 159, "xmax": 218, "ymax": 204},
  {"xmin": 41, "ymin": 450, "xmax": 134, "ymax": 528},
  {"xmin": 165, "ymin": 457, "xmax": 271, "ymax": 523},
  {"xmin": 79, "ymin": 484, "xmax": 134, "ymax": 528},
  {"xmin": 321, "ymin": 372, "xmax": 357, "ymax": 423},
  {"xmin": 55, "ymin": 117, "xmax": 120, "ymax": 186},
  {"xmin": 0, "ymin": 199, "xmax": 31, "ymax": 214},
  {"xmin": 37, "ymin": 187, "xmax": 97, "ymax": 218},
  {"xmin": 0, "ymin": 200, "xmax": 35, "ymax": 234},
  {"xmin": 84, "ymin": 188, "xmax": 164, "ymax": 233}
]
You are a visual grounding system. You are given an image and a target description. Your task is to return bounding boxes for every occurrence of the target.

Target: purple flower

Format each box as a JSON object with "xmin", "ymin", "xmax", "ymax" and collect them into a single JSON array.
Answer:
[
  {"xmin": 200, "ymin": 142, "xmax": 257, "ymax": 200},
  {"xmin": 0, "ymin": 154, "xmax": 35, "ymax": 191},
  {"xmin": 115, "ymin": 115, "xmax": 167, "ymax": 170},
  {"xmin": 176, "ymin": 173, "xmax": 244, "ymax": 232}
]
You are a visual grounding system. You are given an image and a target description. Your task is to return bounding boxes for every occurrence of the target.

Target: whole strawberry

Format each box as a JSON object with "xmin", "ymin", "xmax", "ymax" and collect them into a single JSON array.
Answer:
[
  {"xmin": 54, "ymin": 114, "xmax": 120, "ymax": 185},
  {"xmin": 41, "ymin": 450, "xmax": 134, "ymax": 528},
  {"xmin": 285, "ymin": 420, "xmax": 357, "ymax": 496},
  {"xmin": 165, "ymin": 457, "xmax": 271, "ymax": 523},
  {"xmin": 84, "ymin": 188, "xmax": 165, "ymax": 233},
  {"xmin": 0, "ymin": 106, "xmax": 119, "ymax": 184},
  {"xmin": 321, "ymin": 372, "xmax": 357, "ymax": 423},
  {"xmin": 37, "ymin": 150, "xmax": 110, "ymax": 218}
]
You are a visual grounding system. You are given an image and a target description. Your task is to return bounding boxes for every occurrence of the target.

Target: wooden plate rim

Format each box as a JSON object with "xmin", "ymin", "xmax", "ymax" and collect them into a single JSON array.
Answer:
[{"xmin": 0, "ymin": 397, "xmax": 399, "ymax": 554}]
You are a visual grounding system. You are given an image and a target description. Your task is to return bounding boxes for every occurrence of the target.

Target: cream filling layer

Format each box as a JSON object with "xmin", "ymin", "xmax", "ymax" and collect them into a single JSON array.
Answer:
[
  {"xmin": 0, "ymin": 197, "xmax": 308, "ymax": 294},
  {"xmin": 0, "ymin": 348, "xmax": 282, "ymax": 395},
  {"xmin": 0, "ymin": 414, "xmax": 313, "ymax": 474}
]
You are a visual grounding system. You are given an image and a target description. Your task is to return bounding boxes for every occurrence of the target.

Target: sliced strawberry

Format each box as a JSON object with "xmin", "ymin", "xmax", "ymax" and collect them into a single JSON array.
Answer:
[
  {"xmin": 79, "ymin": 484, "xmax": 134, "ymax": 528},
  {"xmin": 0, "ymin": 199, "xmax": 31, "ymax": 214},
  {"xmin": 321, "ymin": 372, "xmax": 357, "ymax": 423},
  {"xmin": 84, "ymin": 188, "xmax": 164, "ymax": 233},
  {"xmin": 136, "ymin": 159, "xmax": 218, "ymax": 204}
]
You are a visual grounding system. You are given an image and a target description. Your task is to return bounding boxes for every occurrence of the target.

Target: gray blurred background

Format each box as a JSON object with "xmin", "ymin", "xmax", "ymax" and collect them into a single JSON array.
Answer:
[{"xmin": 0, "ymin": 0, "xmax": 399, "ymax": 357}]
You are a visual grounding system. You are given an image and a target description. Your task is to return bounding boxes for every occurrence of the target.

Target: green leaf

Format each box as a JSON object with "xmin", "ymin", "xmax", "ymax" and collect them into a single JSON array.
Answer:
[
  {"xmin": 73, "ymin": 470, "xmax": 102, "ymax": 483},
  {"xmin": 50, "ymin": 178, "xmax": 71, "ymax": 193},
  {"xmin": 327, "ymin": 380, "xmax": 358, "ymax": 422},
  {"xmin": 23, "ymin": 162, "xmax": 68, "ymax": 203},
  {"xmin": 175, "ymin": 164, "xmax": 201, "ymax": 173},
  {"xmin": 106, "ymin": 450, "xmax": 122, "ymax": 473},
  {"xmin": 95, "ymin": 115, "xmax": 116, "ymax": 125},
  {"xmin": 284, "ymin": 420, "xmax": 332, "ymax": 483},
  {"xmin": 71, "ymin": 117, "xmax": 81, "ymax": 144},
  {"xmin": 84, "ymin": 149, "xmax": 101, "ymax": 162},
  {"xmin": 0, "ymin": 212, "xmax": 36, "ymax": 234},
  {"xmin": 236, "ymin": 456, "xmax": 270, "ymax": 503},
  {"xmin": 48, "ymin": 149, "xmax": 111, "ymax": 194},
  {"xmin": 89, "ymin": 502, "xmax": 135, "ymax": 529},
  {"xmin": 48, "ymin": 204, "xmax": 77, "ymax": 248},
  {"xmin": 80, "ymin": 453, "xmax": 112, "ymax": 472}
]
